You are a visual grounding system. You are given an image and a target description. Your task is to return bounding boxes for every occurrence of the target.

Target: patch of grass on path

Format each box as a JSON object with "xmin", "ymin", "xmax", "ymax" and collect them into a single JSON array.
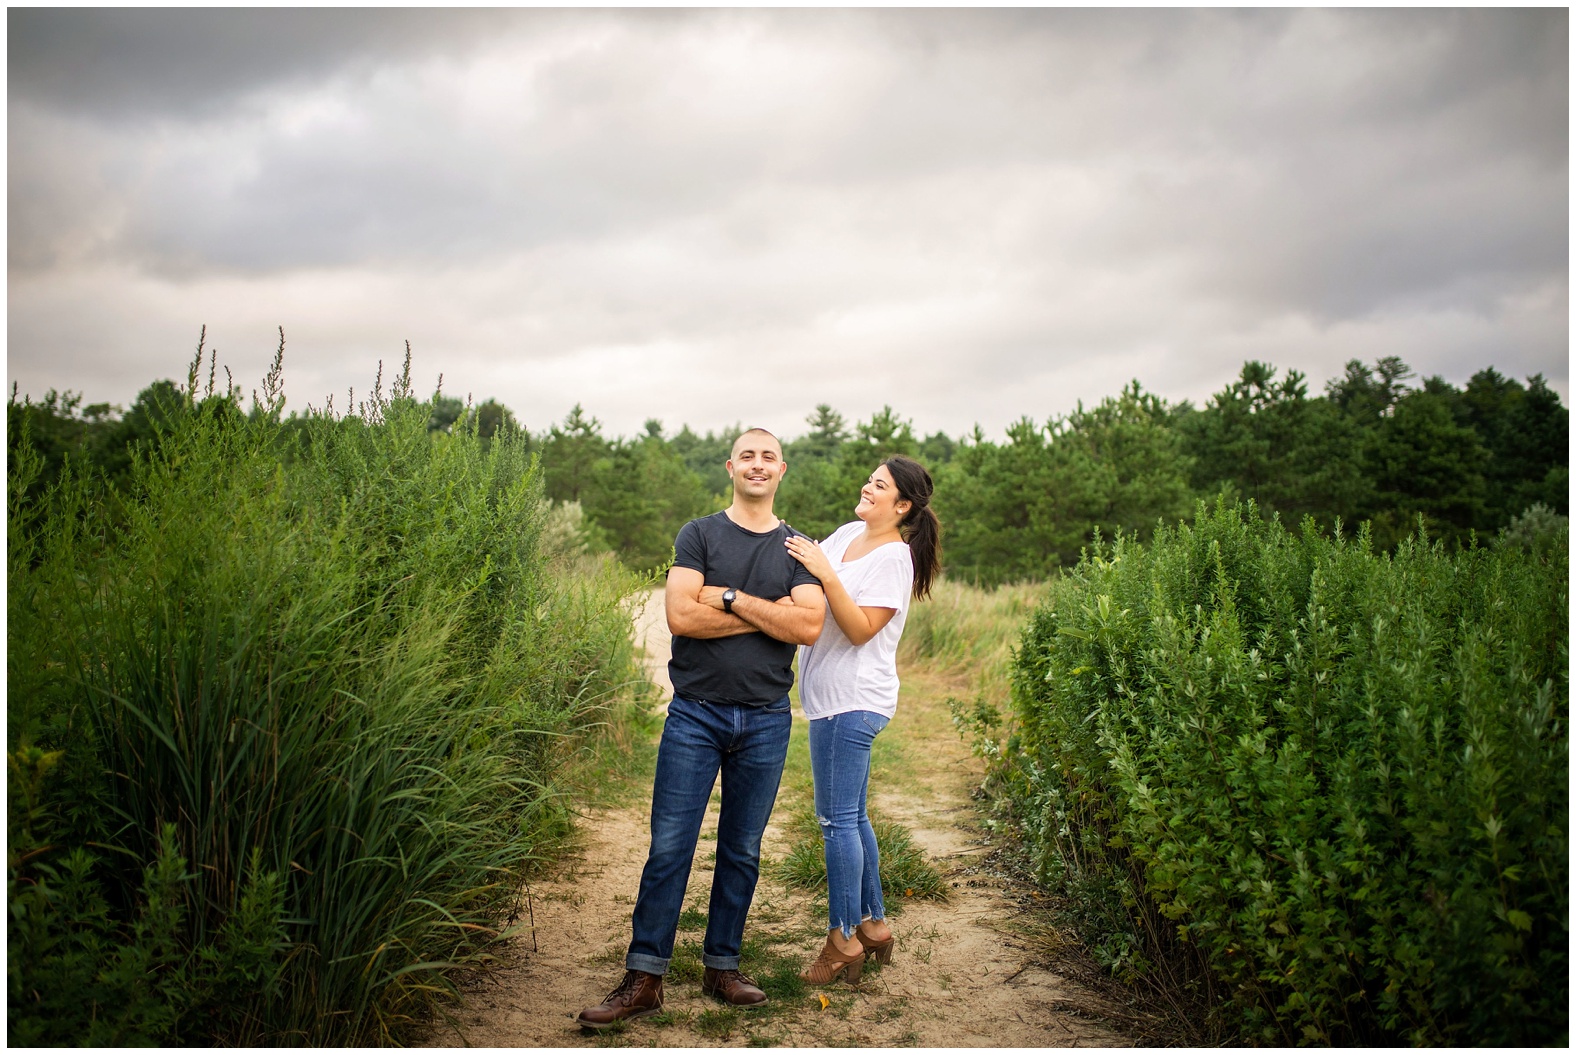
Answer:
[{"xmin": 774, "ymin": 805, "xmax": 949, "ymax": 908}]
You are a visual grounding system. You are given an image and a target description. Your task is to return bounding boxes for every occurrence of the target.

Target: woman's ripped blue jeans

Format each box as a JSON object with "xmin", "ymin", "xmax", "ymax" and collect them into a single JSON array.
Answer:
[{"xmin": 808, "ymin": 709, "xmax": 890, "ymax": 938}]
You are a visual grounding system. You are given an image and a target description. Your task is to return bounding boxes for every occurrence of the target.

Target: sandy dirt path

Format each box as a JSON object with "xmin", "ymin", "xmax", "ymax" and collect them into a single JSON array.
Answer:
[{"xmin": 423, "ymin": 591, "xmax": 1125, "ymax": 1047}]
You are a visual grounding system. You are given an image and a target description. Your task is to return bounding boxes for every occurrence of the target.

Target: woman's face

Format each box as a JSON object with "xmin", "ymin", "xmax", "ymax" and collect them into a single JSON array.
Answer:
[{"xmin": 855, "ymin": 464, "xmax": 910, "ymax": 525}]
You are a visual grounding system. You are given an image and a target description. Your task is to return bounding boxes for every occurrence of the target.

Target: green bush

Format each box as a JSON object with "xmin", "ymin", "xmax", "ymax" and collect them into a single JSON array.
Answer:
[
  {"xmin": 8, "ymin": 350, "xmax": 644, "ymax": 1044},
  {"xmin": 996, "ymin": 499, "xmax": 1566, "ymax": 1044},
  {"xmin": 1498, "ymin": 501, "xmax": 1568, "ymax": 560}
]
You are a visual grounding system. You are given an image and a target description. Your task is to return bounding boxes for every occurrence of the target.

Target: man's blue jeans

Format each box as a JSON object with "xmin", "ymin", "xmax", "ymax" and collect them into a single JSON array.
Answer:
[
  {"xmin": 626, "ymin": 695, "xmax": 791, "ymax": 975},
  {"xmin": 809, "ymin": 709, "xmax": 889, "ymax": 938}
]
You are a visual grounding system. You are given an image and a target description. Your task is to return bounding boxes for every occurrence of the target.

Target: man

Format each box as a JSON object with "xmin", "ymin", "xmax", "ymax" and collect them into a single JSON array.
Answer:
[{"xmin": 576, "ymin": 427, "xmax": 826, "ymax": 1031}]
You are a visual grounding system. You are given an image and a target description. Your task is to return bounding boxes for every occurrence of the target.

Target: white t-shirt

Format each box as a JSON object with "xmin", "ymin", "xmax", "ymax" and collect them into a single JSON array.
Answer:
[{"xmin": 798, "ymin": 521, "xmax": 914, "ymax": 721}]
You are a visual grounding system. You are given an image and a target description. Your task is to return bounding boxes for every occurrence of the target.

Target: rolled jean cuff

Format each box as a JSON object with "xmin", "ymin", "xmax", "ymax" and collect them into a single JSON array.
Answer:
[
  {"xmin": 702, "ymin": 953, "xmax": 741, "ymax": 971},
  {"xmin": 625, "ymin": 953, "xmax": 669, "ymax": 975}
]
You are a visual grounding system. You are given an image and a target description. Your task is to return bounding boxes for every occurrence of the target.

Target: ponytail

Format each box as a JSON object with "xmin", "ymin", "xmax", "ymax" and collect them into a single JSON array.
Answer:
[
  {"xmin": 903, "ymin": 504, "xmax": 941, "ymax": 601},
  {"xmin": 881, "ymin": 455, "xmax": 941, "ymax": 601}
]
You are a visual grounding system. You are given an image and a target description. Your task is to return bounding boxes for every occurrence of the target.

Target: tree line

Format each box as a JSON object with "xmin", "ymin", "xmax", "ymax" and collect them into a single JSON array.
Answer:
[{"xmin": 13, "ymin": 354, "xmax": 1567, "ymax": 585}]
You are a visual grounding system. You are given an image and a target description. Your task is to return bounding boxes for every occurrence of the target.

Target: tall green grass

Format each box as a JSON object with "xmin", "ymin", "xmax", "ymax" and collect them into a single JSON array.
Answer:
[
  {"xmin": 8, "ymin": 348, "xmax": 647, "ymax": 1044},
  {"xmin": 899, "ymin": 578, "xmax": 1045, "ymax": 699},
  {"xmin": 980, "ymin": 499, "xmax": 1566, "ymax": 1044}
]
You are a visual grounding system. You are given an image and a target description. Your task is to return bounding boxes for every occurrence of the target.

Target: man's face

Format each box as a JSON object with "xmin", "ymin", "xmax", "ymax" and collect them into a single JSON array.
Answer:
[{"xmin": 727, "ymin": 433, "xmax": 786, "ymax": 501}]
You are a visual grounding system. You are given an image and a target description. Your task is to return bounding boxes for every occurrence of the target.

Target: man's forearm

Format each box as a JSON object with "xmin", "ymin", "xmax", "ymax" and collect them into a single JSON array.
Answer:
[
  {"xmin": 730, "ymin": 591, "xmax": 822, "ymax": 646},
  {"xmin": 669, "ymin": 599, "xmax": 757, "ymax": 639}
]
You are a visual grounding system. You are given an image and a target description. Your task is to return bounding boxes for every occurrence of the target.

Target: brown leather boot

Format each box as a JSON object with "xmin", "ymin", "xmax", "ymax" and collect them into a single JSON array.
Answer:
[
  {"xmin": 701, "ymin": 966, "xmax": 768, "ymax": 1007},
  {"xmin": 575, "ymin": 970, "xmax": 664, "ymax": 1031}
]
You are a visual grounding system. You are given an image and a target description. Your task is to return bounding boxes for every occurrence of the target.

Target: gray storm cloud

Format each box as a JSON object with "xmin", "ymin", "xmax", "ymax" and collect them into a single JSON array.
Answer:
[{"xmin": 7, "ymin": 8, "xmax": 1567, "ymax": 438}]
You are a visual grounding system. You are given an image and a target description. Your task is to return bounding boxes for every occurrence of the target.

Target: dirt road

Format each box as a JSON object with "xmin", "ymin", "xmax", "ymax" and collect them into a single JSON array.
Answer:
[{"xmin": 423, "ymin": 591, "xmax": 1124, "ymax": 1047}]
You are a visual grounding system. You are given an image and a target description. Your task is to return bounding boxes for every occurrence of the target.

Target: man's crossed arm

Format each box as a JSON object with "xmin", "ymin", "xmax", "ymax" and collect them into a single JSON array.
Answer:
[{"xmin": 665, "ymin": 567, "xmax": 825, "ymax": 646}]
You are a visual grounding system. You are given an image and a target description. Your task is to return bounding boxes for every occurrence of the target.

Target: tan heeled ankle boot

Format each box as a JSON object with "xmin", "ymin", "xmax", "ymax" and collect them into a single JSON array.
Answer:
[
  {"xmin": 856, "ymin": 922, "xmax": 895, "ymax": 965},
  {"xmin": 799, "ymin": 935, "xmax": 866, "ymax": 985}
]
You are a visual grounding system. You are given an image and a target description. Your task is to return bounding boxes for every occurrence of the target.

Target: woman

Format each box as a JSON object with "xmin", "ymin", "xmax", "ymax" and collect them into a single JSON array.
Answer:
[{"xmin": 783, "ymin": 454, "xmax": 940, "ymax": 985}]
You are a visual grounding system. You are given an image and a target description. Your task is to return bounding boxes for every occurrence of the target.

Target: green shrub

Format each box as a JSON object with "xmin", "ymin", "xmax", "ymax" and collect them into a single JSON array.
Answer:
[
  {"xmin": 996, "ymin": 499, "xmax": 1566, "ymax": 1044},
  {"xmin": 1497, "ymin": 501, "xmax": 1568, "ymax": 559},
  {"xmin": 8, "ymin": 348, "xmax": 644, "ymax": 1044}
]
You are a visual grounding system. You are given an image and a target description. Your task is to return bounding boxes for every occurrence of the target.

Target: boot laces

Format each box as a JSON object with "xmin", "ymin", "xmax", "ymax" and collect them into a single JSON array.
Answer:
[{"xmin": 608, "ymin": 970, "xmax": 646, "ymax": 1002}]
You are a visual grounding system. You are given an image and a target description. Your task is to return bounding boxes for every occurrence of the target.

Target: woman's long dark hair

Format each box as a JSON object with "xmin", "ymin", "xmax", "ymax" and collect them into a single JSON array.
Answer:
[{"xmin": 882, "ymin": 455, "xmax": 940, "ymax": 600}]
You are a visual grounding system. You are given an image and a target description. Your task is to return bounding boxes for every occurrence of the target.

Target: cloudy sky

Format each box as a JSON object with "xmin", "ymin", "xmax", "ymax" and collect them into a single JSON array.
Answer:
[{"xmin": 8, "ymin": 8, "xmax": 1568, "ymax": 440}]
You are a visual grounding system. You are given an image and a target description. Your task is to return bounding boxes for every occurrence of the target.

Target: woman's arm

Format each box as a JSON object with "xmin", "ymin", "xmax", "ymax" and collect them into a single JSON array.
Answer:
[{"xmin": 784, "ymin": 535, "xmax": 896, "ymax": 647}]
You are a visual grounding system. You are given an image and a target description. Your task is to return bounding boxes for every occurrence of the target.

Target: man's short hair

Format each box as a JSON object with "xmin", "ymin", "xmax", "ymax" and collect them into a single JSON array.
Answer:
[{"xmin": 731, "ymin": 427, "xmax": 781, "ymax": 456}]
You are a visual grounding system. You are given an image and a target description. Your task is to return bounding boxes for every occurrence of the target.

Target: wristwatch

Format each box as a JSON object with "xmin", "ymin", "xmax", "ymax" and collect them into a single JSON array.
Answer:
[{"xmin": 722, "ymin": 588, "xmax": 737, "ymax": 614}]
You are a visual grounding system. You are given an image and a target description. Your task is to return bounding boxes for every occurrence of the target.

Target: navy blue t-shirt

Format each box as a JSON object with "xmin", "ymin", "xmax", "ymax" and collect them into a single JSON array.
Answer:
[{"xmin": 668, "ymin": 511, "xmax": 822, "ymax": 707}]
